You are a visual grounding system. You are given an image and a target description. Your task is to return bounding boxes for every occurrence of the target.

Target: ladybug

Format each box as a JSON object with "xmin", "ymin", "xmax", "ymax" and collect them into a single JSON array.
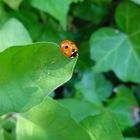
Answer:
[{"xmin": 60, "ymin": 40, "xmax": 78, "ymax": 58}]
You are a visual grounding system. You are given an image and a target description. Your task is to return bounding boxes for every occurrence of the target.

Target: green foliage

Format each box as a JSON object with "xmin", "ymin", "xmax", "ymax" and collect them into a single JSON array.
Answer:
[
  {"xmin": 30, "ymin": 0, "xmax": 82, "ymax": 30},
  {"xmin": 80, "ymin": 111, "xmax": 124, "ymax": 140},
  {"xmin": 0, "ymin": 18, "xmax": 32, "ymax": 51},
  {"xmin": 130, "ymin": 0, "xmax": 140, "ymax": 5},
  {"xmin": 107, "ymin": 86, "xmax": 138, "ymax": 131},
  {"xmin": 90, "ymin": 1, "xmax": 140, "ymax": 82},
  {"xmin": 3, "ymin": 0, "xmax": 23, "ymax": 10},
  {"xmin": 125, "ymin": 138, "xmax": 140, "ymax": 140},
  {"xmin": 75, "ymin": 71, "xmax": 113, "ymax": 103},
  {"xmin": 0, "ymin": 0, "xmax": 140, "ymax": 139},
  {"xmin": 59, "ymin": 98, "xmax": 101, "ymax": 122},
  {"xmin": 16, "ymin": 97, "xmax": 91, "ymax": 140},
  {"xmin": 72, "ymin": 1, "xmax": 108, "ymax": 24}
]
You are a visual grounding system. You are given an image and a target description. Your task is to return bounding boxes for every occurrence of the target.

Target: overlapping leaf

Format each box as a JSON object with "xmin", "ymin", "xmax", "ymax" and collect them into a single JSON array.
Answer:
[
  {"xmin": 16, "ymin": 97, "xmax": 91, "ymax": 140},
  {"xmin": 30, "ymin": 0, "xmax": 82, "ymax": 30},
  {"xmin": 0, "ymin": 18, "xmax": 32, "ymax": 51},
  {"xmin": 59, "ymin": 98, "xmax": 101, "ymax": 122},
  {"xmin": 3, "ymin": 0, "xmax": 23, "ymax": 10},
  {"xmin": 75, "ymin": 71, "xmax": 113, "ymax": 105}
]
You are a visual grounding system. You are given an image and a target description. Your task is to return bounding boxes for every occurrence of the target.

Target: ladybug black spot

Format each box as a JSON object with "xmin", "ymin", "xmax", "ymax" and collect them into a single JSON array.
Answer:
[
  {"xmin": 71, "ymin": 42, "xmax": 73, "ymax": 45},
  {"xmin": 65, "ymin": 46, "xmax": 68, "ymax": 49}
]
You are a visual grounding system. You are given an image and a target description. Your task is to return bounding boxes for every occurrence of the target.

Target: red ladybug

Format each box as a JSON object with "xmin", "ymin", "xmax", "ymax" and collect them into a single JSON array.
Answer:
[{"xmin": 60, "ymin": 40, "xmax": 78, "ymax": 58}]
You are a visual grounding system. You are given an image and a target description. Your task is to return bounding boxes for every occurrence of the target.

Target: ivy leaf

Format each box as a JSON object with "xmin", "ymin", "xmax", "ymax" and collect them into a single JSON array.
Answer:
[
  {"xmin": 0, "ymin": 42, "xmax": 77, "ymax": 115},
  {"xmin": 30, "ymin": 0, "xmax": 68, "ymax": 30},
  {"xmin": 72, "ymin": 0, "xmax": 108, "ymax": 24},
  {"xmin": 130, "ymin": 0, "xmax": 140, "ymax": 5},
  {"xmin": 80, "ymin": 111, "xmax": 123, "ymax": 140},
  {"xmin": 107, "ymin": 86, "xmax": 138, "ymax": 131},
  {"xmin": 59, "ymin": 98, "xmax": 101, "ymax": 122},
  {"xmin": 16, "ymin": 97, "xmax": 91, "ymax": 140},
  {"xmin": 90, "ymin": 0, "xmax": 113, "ymax": 6},
  {"xmin": 75, "ymin": 71, "xmax": 113, "ymax": 105},
  {"xmin": 90, "ymin": 1, "xmax": 140, "ymax": 83},
  {"xmin": 0, "ymin": 18, "xmax": 32, "ymax": 51},
  {"xmin": 38, "ymin": 18, "xmax": 73, "ymax": 44},
  {"xmin": 0, "ymin": 129, "xmax": 4, "ymax": 140},
  {"xmin": 9, "ymin": 9, "xmax": 43, "ymax": 41},
  {"xmin": 125, "ymin": 138, "xmax": 140, "ymax": 140},
  {"xmin": 0, "ymin": 2, "xmax": 9, "ymax": 28},
  {"xmin": 68, "ymin": 0, "xmax": 84, "ymax": 3},
  {"xmin": 30, "ymin": 0, "xmax": 82, "ymax": 30},
  {"xmin": 3, "ymin": 0, "xmax": 23, "ymax": 10}
]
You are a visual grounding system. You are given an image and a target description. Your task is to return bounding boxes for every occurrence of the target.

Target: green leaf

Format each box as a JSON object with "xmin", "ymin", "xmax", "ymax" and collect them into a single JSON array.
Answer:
[
  {"xmin": 90, "ymin": 1, "xmax": 140, "ymax": 83},
  {"xmin": 135, "ymin": 85, "xmax": 140, "ymax": 102},
  {"xmin": 0, "ymin": 2, "xmax": 9, "ymax": 28},
  {"xmin": 0, "ymin": 18, "xmax": 32, "ymax": 51},
  {"xmin": 9, "ymin": 9, "xmax": 43, "ymax": 41},
  {"xmin": 76, "ymin": 41, "xmax": 94, "ymax": 72},
  {"xmin": 107, "ymin": 86, "xmax": 138, "ymax": 131},
  {"xmin": 0, "ymin": 113, "xmax": 16, "ymax": 140},
  {"xmin": 125, "ymin": 138, "xmax": 140, "ymax": 140},
  {"xmin": 72, "ymin": 1, "xmax": 108, "ymax": 24},
  {"xmin": 68, "ymin": 0, "xmax": 84, "ymax": 3},
  {"xmin": 75, "ymin": 71, "xmax": 113, "ymax": 105},
  {"xmin": 38, "ymin": 18, "xmax": 73, "ymax": 44},
  {"xmin": 30, "ymin": 0, "xmax": 70, "ymax": 30},
  {"xmin": 0, "ymin": 129, "xmax": 4, "ymax": 140},
  {"xmin": 80, "ymin": 111, "xmax": 123, "ymax": 140},
  {"xmin": 3, "ymin": 0, "xmax": 23, "ymax": 10},
  {"xmin": 0, "ymin": 42, "xmax": 77, "ymax": 115},
  {"xmin": 3, "ymin": 131, "xmax": 15, "ymax": 140},
  {"xmin": 90, "ymin": 0, "xmax": 113, "ymax": 6},
  {"xmin": 59, "ymin": 98, "xmax": 101, "ymax": 122},
  {"xmin": 0, "ymin": 129, "xmax": 15, "ymax": 140},
  {"xmin": 16, "ymin": 97, "xmax": 91, "ymax": 140},
  {"xmin": 130, "ymin": 0, "xmax": 140, "ymax": 5}
]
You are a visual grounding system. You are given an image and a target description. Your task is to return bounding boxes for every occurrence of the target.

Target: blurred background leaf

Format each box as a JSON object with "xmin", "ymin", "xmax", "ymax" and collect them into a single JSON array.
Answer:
[
  {"xmin": 59, "ymin": 98, "xmax": 101, "ymax": 122},
  {"xmin": 0, "ymin": 18, "xmax": 32, "ymax": 51},
  {"xmin": 3, "ymin": 0, "xmax": 23, "ymax": 10},
  {"xmin": 90, "ymin": 1, "xmax": 140, "ymax": 83},
  {"xmin": 16, "ymin": 97, "xmax": 91, "ymax": 140},
  {"xmin": 80, "ymin": 111, "xmax": 124, "ymax": 140},
  {"xmin": 107, "ymin": 86, "xmax": 138, "ymax": 131},
  {"xmin": 130, "ymin": 0, "xmax": 140, "ymax": 5}
]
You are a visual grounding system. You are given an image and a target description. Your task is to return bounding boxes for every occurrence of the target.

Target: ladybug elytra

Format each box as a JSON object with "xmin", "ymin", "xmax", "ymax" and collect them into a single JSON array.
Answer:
[{"xmin": 60, "ymin": 40, "xmax": 78, "ymax": 58}]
